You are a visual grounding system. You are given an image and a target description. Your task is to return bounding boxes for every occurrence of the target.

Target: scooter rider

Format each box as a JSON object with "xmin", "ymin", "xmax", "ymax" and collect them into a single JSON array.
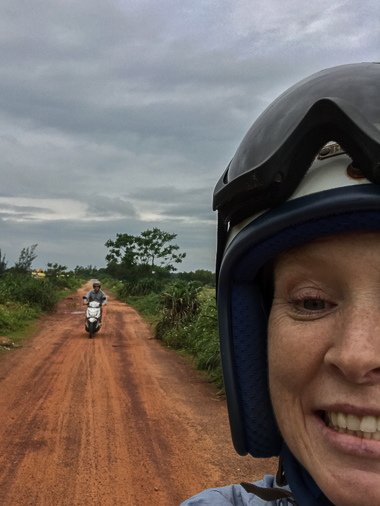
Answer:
[{"xmin": 83, "ymin": 281, "xmax": 107, "ymax": 323}]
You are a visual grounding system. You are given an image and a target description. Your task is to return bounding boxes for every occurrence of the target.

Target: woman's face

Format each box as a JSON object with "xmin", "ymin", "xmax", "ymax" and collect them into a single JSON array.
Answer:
[{"xmin": 268, "ymin": 231, "xmax": 380, "ymax": 506}]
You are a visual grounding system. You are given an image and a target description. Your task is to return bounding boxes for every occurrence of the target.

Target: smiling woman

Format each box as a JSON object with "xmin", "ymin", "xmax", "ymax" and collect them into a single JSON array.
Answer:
[
  {"xmin": 269, "ymin": 232, "xmax": 380, "ymax": 504},
  {"xmin": 181, "ymin": 62, "xmax": 380, "ymax": 506}
]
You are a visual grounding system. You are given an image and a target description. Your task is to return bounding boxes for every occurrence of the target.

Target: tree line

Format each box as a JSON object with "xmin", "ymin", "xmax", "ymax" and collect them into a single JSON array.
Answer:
[
  {"xmin": 0, "ymin": 227, "xmax": 214, "ymax": 289},
  {"xmin": 74, "ymin": 227, "xmax": 215, "ymax": 290},
  {"xmin": 0, "ymin": 244, "xmax": 83, "ymax": 339}
]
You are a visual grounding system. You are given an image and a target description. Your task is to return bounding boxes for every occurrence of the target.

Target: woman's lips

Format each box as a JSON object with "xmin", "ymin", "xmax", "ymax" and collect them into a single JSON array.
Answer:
[{"xmin": 312, "ymin": 410, "xmax": 380, "ymax": 458}]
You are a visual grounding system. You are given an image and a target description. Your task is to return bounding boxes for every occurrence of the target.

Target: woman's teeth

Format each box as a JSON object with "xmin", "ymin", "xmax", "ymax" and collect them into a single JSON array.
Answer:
[{"xmin": 327, "ymin": 412, "xmax": 380, "ymax": 440}]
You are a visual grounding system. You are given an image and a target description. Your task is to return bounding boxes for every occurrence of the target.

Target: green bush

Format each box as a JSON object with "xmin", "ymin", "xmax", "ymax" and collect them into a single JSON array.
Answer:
[
  {"xmin": 155, "ymin": 280, "xmax": 201, "ymax": 337},
  {"xmin": 105, "ymin": 277, "xmax": 222, "ymax": 390},
  {"xmin": 153, "ymin": 284, "xmax": 222, "ymax": 389},
  {"xmin": 0, "ymin": 273, "xmax": 58, "ymax": 311},
  {"xmin": 0, "ymin": 303, "xmax": 40, "ymax": 334},
  {"xmin": 128, "ymin": 292, "xmax": 162, "ymax": 317},
  {"xmin": 157, "ymin": 294, "xmax": 222, "ymax": 388},
  {"xmin": 99, "ymin": 277, "xmax": 123, "ymax": 294},
  {"xmin": 116, "ymin": 277, "xmax": 164, "ymax": 297},
  {"xmin": 0, "ymin": 271, "xmax": 83, "ymax": 335}
]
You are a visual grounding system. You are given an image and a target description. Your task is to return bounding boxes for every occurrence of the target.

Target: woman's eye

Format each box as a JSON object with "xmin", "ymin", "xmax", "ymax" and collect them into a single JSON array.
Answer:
[{"xmin": 302, "ymin": 299, "xmax": 325, "ymax": 311}]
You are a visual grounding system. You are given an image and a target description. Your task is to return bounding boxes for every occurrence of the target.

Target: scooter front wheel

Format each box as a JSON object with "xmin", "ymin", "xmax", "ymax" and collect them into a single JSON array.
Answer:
[{"xmin": 89, "ymin": 321, "xmax": 94, "ymax": 339}]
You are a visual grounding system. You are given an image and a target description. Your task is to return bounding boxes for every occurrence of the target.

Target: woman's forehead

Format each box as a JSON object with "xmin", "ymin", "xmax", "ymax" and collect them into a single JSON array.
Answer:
[{"xmin": 274, "ymin": 230, "xmax": 380, "ymax": 268}]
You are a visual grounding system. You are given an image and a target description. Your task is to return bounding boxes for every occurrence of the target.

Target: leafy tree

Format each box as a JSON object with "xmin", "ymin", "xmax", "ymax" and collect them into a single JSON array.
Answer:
[
  {"xmin": 176, "ymin": 269, "xmax": 215, "ymax": 286},
  {"xmin": 138, "ymin": 229, "xmax": 186, "ymax": 269},
  {"xmin": 105, "ymin": 228, "xmax": 186, "ymax": 281},
  {"xmin": 0, "ymin": 249, "xmax": 7, "ymax": 275},
  {"xmin": 45, "ymin": 263, "xmax": 68, "ymax": 278},
  {"xmin": 74, "ymin": 264, "xmax": 99, "ymax": 278},
  {"xmin": 14, "ymin": 244, "xmax": 38, "ymax": 273}
]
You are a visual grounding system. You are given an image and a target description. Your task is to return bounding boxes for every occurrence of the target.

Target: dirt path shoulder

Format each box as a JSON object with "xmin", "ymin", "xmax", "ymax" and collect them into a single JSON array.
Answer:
[{"xmin": 0, "ymin": 284, "xmax": 276, "ymax": 505}]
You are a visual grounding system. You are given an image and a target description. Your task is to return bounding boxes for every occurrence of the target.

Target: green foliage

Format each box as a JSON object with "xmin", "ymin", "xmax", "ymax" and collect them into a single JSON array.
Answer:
[
  {"xmin": 99, "ymin": 276, "xmax": 122, "ymax": 289},
  {"xmin": 0, "ymin": 270, "xmax": 82, "ymax": 335},
  {"xmin": 121, "ymin": 278, "xmax": 164, "ymax": 297},
  {"xmin": 104, "ymin": 276, "xmax": 222, "ymax": 390},
  {"xmin": 13, "ymin": 244, "xmax": 38, "ymax": 273},
  {"xmin": 156, "ymin": 281, "xmax": 201, "ymax": 336},
  {"xmin": 157, "ymin": 294, "xmax": 222, "ymax": 387},
  {"xmin": 74, "ymin": 264, "xmax": 100, "ymax": 278},
  {"xmin": 0, "ymin": 249, "xmax": 7, "ymax": 275},
  {"xmin": 175, "ymin": 269, "xmax": 215, "ymax": 286},
  {"xmin": 105, "ymin": 227, "xmax": 186, "ymax": 281},
  {"xmin": 0, "ymin": 302, "xmax": 41, "ymax": 333},
  {"xmin": 44, "ymin": 263, "xmax": 82, "ymax": 290},
  {"xmin": 137, "ymin": 228, "xmax": 186, "ymax": 269},
  {"xmin": 150, "ymin": 282, "xmax": 222, "ymax": 387},
  {"xmin": 101, "ymin": 277, "xmax": 161, "ymax": 325},
  {"xmin": 126, "ymin": 292, "xmax": 162, "ymax": 318},
  {"xmin": 0, "ymin": 245, "xmax": 83, "ymax": 338},
  {"xmin": 0, "ymin": 273, "xmax": 59, "ymax": 312},
  {"xmin": 45, "ymin": 262, "xmax": 68, "ymax": 277}
]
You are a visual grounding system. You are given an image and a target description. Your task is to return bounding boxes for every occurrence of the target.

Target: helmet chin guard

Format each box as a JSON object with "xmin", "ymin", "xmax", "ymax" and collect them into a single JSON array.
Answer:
[{"xmin": 214, "ymin": 62, "xmax": 380, "ymax": 458}]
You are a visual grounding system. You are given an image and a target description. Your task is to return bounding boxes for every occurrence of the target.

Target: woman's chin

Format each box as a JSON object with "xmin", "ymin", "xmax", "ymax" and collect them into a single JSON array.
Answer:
[
  {"xmin": 299, "ymin": 415, "xmax": 380, "ymax": 505},
  {"xmin": 317, "ymin": 471, "xmax": 380, "ymax": 506}
]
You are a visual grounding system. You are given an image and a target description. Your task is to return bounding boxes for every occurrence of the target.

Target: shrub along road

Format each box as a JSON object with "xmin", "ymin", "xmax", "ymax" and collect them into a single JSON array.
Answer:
[{"xmin": 0, "ymin": 283, "xmax": 276, "ymax": 505}]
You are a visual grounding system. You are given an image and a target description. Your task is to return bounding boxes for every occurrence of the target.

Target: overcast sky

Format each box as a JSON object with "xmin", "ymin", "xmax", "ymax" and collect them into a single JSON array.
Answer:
[{"xmin": 0, "ymin": 0, "xmax": 378, "ymax": 272}]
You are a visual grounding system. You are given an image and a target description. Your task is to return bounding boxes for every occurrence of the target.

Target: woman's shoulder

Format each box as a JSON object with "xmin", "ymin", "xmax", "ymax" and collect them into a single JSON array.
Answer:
[{"xmin": 180, "ymin": 475, "xmax": 292, "ymax": 505}]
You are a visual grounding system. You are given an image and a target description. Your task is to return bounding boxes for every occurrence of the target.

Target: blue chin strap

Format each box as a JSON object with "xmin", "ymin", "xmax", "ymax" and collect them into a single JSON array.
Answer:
[
  {"xmin": 282, "ymin": 443, "xmax": 334, "ymax": 505},
  {"xmin": 217, "ymin": 185, "xmax": 380, "ymax": 458}
]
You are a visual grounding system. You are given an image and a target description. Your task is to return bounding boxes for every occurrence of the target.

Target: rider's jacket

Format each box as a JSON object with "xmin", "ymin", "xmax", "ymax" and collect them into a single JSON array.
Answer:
[
  {"xmin": 84, "ymin": 289, "xmax": 107, "ymax": 305},
  {"xmin": 180, "ymin": 476, "xmax": 293, "ymax": 505}
]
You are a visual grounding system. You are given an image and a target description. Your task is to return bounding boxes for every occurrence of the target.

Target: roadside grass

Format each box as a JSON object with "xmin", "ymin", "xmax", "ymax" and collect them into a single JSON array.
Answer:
[
  {"xmin": 0, "ymin": 274, "xmax": 84, "ymax": 358},
  {"xmin": 102, "ymin": 279, "xmax": 162, "ymax": 327},
  {"xmin": 125, "ymin": 293, "xmax": 162, "ymax": 327},
  {"xmin": 102, "ymin": 278, "xmax": 223, "ymax": 391},
  {"xmin": 0, "ymin": 319, "xmax": 43, "ymax": 359},
  {"xmin": 157, "ymin": 293, "xmax": 223, "ymax": 391}
]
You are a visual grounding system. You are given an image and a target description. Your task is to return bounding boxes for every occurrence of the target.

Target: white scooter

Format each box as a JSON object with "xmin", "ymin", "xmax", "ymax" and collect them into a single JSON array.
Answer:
[{"xmin": 83, "ymin": 297, "xmax": 106, "ymax": 338}]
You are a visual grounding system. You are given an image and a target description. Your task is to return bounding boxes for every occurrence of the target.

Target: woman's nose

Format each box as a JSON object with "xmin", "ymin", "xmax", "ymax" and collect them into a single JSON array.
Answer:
[{"xmin": 324, "ymin": 306, "xmax": 380, "ymax": 384}]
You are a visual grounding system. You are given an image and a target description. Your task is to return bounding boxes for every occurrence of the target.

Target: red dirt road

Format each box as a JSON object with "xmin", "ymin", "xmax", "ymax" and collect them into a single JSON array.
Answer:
[{"xmin": 0, "ymin": 285, "xmax": 276, "ymax": 505}]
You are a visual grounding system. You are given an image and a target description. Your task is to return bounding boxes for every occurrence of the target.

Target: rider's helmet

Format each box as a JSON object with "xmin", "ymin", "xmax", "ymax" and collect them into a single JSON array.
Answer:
[
  {"xmin": 93, "ymin": 281, "xmax": 101, "ymax": 289},
  {"xmin": 214, "ymin": 62, "xmax": 380, "ymax": 458}
]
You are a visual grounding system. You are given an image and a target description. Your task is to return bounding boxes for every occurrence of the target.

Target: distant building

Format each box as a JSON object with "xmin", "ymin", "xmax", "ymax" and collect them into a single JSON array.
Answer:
[{"xmin": 31, "ymin": 269, "xmax": 45, "ymax": 278}]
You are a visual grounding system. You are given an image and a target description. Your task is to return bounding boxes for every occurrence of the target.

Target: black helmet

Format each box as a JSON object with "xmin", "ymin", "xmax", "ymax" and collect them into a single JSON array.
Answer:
[
  {"xmin": 215, "ymin": 62, "xmax": 380, "ymax": 458},
  {"xmin": 93, "ymin": 281, "xmax": 101, "ymax": 288}
]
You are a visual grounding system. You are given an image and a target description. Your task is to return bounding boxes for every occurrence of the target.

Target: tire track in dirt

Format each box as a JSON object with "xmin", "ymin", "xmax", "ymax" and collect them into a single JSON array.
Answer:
[
  {"xmin": 0, "ymin": 284, "xmax": 277, "ymax": 505},
  {"xmin": 109, "ymin": 309, "xmax": 183, "ymax": 504}
]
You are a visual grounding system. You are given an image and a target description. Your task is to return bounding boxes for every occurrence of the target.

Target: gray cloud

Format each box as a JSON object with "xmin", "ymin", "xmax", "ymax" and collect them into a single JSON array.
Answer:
[
  {"xmin": 86, "ymin": 195, "xmax": 137, "ymax": 218},
  {"xmin": 0, "ymin": 203, "xmax": 54, "ymax": 214},
  {"xmin": 0, "ymin": 0, "xmax": 378, "ymax": 271},
  {"xmin": 129, "ymin": 186, "xmax": 214, "ymax": 221}
]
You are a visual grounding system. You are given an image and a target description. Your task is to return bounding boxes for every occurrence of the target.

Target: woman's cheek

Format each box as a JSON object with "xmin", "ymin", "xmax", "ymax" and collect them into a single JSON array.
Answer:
[{"xmin": 268, "ymin": 312, "xmax": 318, "ymax": 393}]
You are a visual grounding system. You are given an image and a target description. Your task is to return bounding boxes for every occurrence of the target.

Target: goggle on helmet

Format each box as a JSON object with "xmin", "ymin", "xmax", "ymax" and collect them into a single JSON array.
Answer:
[{"xmin": 214, "ymin": 62, "xmax": 380, "ymax": 458}]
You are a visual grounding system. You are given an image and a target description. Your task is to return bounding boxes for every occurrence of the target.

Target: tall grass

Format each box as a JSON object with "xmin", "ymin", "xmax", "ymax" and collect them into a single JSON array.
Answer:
[
  {"xmin": 0, "ymin": 272, "xmax": 82, "ymax": 336},
  {"xmin": 158, "ymin": 293, "xmax": 222, "ymax": 389},
  {"xmin": 0, "ymin": 273, "xmax": 59, "ymax": 312},
  {"xmin": 155, "ymin": 280, "xmax": 201, "ymax": 337},
  {"xmin": 102, "ymin": 276, "xmax": 222, "ymax": 389},
  {"xmin": 0, "ymin": 302, "xmax": 41, "ymax": 333}
]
